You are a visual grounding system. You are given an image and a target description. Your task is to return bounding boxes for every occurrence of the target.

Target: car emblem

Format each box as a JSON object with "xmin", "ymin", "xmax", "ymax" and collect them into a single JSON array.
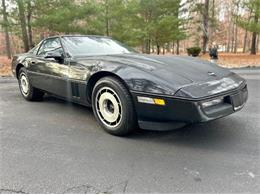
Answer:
[{"xmin": 208, "ymin": 71, "xmax": 216, "ymax": 76}]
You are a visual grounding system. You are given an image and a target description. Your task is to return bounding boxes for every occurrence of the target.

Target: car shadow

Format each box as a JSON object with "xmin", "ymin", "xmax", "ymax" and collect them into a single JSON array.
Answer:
[
  {"xmin": 42, "ymin": 94, "xmax": 93, "ymax": 112},
  {"xmin": 128, "ymin": 118, "xmax": 249, "ymax": 153}
]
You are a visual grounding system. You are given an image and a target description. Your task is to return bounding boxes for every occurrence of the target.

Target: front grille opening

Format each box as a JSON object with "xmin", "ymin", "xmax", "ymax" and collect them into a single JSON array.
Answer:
[{"xmin": 224, "ymin": 96, "xmax": 232, "ymax": 104}]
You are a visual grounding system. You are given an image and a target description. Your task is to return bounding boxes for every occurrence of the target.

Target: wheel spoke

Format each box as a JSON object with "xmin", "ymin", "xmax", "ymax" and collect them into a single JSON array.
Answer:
[{"xmin": 95, "ymin": 86, "xmax": 122, "ymax": 128}]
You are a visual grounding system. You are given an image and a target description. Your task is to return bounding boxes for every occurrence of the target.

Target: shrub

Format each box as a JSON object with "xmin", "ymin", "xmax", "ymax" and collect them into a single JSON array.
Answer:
[{"xmin": 186, "ymin": 47, "xmax": 201, "ymax": 57}]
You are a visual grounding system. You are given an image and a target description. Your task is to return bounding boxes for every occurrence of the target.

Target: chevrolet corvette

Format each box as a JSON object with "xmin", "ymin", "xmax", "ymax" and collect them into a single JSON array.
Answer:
[{"xmin": 12, "ymin": 35, "xmax": 248, "ymax": 135}]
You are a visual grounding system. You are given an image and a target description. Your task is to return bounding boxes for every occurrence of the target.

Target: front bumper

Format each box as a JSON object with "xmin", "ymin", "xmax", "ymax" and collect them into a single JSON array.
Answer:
[{"xmin": 131, "ymin": 83, "xmax": 248, "ymax": 131}]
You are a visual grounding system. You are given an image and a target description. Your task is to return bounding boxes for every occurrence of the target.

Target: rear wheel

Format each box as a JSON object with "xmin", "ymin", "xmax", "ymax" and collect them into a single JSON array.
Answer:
[
  {"xmin": 18, "ymin": 67, "xmax": 44, "ymax": 101},
  {"xmin": 92, "ymin": 76, "xmax": 137, "ymax": 136}
]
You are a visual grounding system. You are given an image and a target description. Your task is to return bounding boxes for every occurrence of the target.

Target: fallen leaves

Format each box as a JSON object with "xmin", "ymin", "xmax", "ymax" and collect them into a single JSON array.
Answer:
[
  {"xmin": 200, "ymin": 53, "xmax": 260, "ymax": 68},
  {"xmin": 0, "ymin": 56, "xmax": 12, "ymax": 76}
]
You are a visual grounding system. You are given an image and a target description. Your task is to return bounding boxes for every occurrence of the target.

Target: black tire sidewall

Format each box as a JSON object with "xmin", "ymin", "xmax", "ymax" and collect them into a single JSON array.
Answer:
[{"xmin": 92, "ymin": 77, "xmax": 136, "ymax": 135}]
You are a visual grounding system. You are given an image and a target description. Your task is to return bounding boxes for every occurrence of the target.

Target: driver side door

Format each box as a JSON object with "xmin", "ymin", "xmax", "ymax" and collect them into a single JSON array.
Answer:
[{"xmin": 28, "ymin": 38, "xmax": 70, "ymax": 98}]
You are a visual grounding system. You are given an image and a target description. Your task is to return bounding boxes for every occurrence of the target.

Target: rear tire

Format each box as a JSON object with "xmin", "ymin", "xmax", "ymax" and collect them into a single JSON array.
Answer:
[
  {"xmin": 18, "ymin": 67, "xmax": 44, "ymax": 101},
  {"xmin": 92, "ymin": 76, "xmax": 137, "ymax": 136}
]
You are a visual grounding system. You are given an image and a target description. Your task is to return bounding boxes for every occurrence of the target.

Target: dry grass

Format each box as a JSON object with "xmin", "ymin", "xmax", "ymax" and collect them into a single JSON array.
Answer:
[{"xmin": 1, "ymin": 53, "xmax": 259, "ymax": 77}]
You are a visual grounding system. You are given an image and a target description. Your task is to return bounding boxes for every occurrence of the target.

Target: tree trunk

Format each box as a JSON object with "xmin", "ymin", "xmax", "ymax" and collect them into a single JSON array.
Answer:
[
  {"xmin": 226, "ymin": 2, "xmax": 233, "ymax": 53},
  {"xmin": 243, "ymin": 29, "xmax": 248, "ymax": 53},
  {"xmin": 141, "ymin": 42, "xmax": 144, "ymax": 53},
  {"xmin": 251, "ymin": 14, "xmax": 258, "ymax": 55},
  {"xmin": 1, "ymin": 0, "xmax": 12, "ymax": 59},
  {"xmin": 248, "ymin": 32, "xmax": 252, "ymax": 49},
  {"xmin": 231, "ymin": 22, "xmax": 235, "ymax": 52},
  {"xmin": 148, "ymin": 39, "xmax": 151, "ymax": 54},
  {"xmin": 105, "ymin": 0, "xmax": 109, "ymax": 36},
  {"xmin": 202, "ymin": 0, "xmax": 209, "ymax": 54},
  {"xmin": 251, "ymin": 32, "xmax": 257, "ymax": 55},
  {"xmin": 234, "ymin": 23, "xmax": 238, "ymax": 53},
  {"xmin": 27, "ymin": 1, "xmax": 33, "ymax": 48},
  {"xmin": 162, "ymin": 46, "xmax": 165, "ymax": 55},
  {"xmin": 209, "ymin": 0, "xmax": 215, "ymax": 43},
  {"xmin": 157, "ymin": 44, "xmax": 160, "ymax": 55},
  {"xmin": 17, "ymin": 0, "xmax": 29, "ymax": 52},
  {"xmin": 234, "ymin": 0, "xmax": 240, "ymax": 53},
  {"xmin": 227, "ymin": 22, "xmax": 231, "ymax": 52},
  {"xmin": 243, "ymin": 10, "xmax": 253, "ymax": 53},
  {"xmin": 172, "ymin": 42, "xmax": 175, "ymax": 54},
  {"xmin": 176, "ymin": 40, "xmax": 180, "ymax": 55},
  {"xmin": 166, "ymin": 42, "xmax": 170, "ymax": 53},
  {"xmin": 145, "ymin": 38, "xmax": 150, "ymax": 54},
  {"xmin": 256, "ymin": 34, "xmax": 259, "ymax": 53}
]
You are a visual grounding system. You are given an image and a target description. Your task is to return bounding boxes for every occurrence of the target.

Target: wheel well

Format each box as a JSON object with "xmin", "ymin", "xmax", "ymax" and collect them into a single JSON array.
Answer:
[
  {"xmin": 16, "ymin": 64, "xmax": 24, "ymax": 78},
  {"xmin": 86, "ymin": 71, "xmax": 129, "ymax": 103}
]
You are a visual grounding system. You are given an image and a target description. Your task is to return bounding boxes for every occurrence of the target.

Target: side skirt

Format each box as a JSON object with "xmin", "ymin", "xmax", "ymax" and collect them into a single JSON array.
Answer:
[{"xmin": 44, "ymin": 92, "xmax": 92, "ymax": 108}]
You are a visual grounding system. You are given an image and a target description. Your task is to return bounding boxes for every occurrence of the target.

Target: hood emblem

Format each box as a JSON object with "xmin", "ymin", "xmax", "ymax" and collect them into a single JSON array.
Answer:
[{"xmin": 208, "ymin": 71, "xmax": 217, "ymax": 76}]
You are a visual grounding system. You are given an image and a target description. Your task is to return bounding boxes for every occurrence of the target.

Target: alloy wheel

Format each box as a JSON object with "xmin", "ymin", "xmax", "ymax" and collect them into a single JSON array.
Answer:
[{"xmin": 95, "ymin": 86, "xmax": 122, "ymax": 128}]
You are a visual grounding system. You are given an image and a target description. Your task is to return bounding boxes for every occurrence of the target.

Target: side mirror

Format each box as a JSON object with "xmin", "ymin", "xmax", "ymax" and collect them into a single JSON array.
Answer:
[{"xmin": 45, "ymin": 52, "xmax": 64, "ymax": 61}]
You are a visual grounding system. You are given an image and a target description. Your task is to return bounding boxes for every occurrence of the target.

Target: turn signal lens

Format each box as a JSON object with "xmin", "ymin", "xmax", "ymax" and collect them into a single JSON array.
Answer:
[{"xmin": 137, "ymin": 96, "xmax": 165, "ymax": 106}]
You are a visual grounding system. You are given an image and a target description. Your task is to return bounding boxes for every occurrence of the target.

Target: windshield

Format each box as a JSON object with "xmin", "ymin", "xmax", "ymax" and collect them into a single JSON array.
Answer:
[
  {"xmin": 62, "ymin": 36, "xmax": 136, "ymax": 56},
  {"xmin": 28, "ymin": 42, "xmax": 42, "ymax": 55}
]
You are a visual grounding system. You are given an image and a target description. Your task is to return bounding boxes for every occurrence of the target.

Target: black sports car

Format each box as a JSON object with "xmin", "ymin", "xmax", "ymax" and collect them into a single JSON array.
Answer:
[{"xmin": 12, "ymin": 35, "xmax": 248, "ymax": 135}]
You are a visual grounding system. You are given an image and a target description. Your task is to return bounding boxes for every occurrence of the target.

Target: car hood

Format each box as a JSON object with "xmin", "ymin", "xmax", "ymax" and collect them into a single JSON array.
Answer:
[
  {"xmin": 75, "ymin": 53, "xmax": 244, "ymax": 98},
  {"xmin": 78, "ymin": 53, "xmax": 229, "ymax": 81}
]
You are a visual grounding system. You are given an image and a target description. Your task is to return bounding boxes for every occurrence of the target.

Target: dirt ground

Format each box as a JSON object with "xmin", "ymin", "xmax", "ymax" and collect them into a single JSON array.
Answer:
[
  {"xmin": 0, "ymin": 56, "xmax": 12, "ymax": 76},
  {"xmin": 1, "ymin": 53, "xmax": 260, "ymax": 76},
  {"xmin": 200, "ymin": 53, "xmax": 260, "ymax": 68}
]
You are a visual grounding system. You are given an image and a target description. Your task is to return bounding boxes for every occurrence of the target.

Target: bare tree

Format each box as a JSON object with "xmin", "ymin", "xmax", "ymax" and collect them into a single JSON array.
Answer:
[
  {"xmin": 176, "ymin": 40, "xmax": 180, "ymax": 55},
  {"xmin": 225, "ymin": 0, "xmax": 235, "ymax": 53},
  {"xmin": 233, "ymin": 0, "xmax": 241, "ymax": 53},
  {"xmin": 251, "ymin": 13, "xmax": 258, "ymax": 55},
  {"xmin": 243, "ymin": 29, "xmax": 248, "ymax": 52},
  {"xmin": 202, "ymin": 0, "xmax": 209, "ymax": 54},
  {"xmin": 243, "ymin": 10, "xmax": 252, "ymax": 53},
  {"xmin": 257, "ymin": 34, "xmax": 259, "ymax": 53},
  {"xmin": 1, "ymin": 0, "xmax": 12, "ymax": 59},
  {"xmin": 27, "ymin": 0, "xmax": 33, "ymax": 48},
  {"xmin": 16, "ymin": 0, "xmax": 29, "ymax": 52}
]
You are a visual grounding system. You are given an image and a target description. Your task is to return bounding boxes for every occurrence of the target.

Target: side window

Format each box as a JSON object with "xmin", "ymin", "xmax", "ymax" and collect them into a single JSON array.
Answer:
[{"xmin": 37, "ymin": 38, "xmax": 63, "ymax": 57}]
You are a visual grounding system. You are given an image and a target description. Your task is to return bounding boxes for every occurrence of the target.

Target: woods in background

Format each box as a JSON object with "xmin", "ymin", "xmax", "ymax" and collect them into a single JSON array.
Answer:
[{"xmin": 0, "ymin": 0, "xmax": 259, "ymax": 58}]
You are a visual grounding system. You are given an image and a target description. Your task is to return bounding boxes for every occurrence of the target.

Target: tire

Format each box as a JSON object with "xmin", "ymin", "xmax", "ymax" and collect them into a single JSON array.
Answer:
[
  {"xmin": 92, "ymin": 76, "xmax": 137, "ymax": 136},
  {"xmin": 18, "ymin": 67, "xmax": 44, "ymax": 101}
]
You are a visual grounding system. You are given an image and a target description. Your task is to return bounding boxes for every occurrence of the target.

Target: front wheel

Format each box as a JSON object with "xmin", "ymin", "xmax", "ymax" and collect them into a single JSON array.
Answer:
[
  {"xmin": 18, "ymin": 67, "xmax": 44, "ymax": 101},
  {"xmin": 92, "ymin": 76, "xmax": 137, "ymax": 136}
]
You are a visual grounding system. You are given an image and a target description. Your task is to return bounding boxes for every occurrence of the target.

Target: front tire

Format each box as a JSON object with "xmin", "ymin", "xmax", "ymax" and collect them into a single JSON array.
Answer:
[
  {"xmin": 92, "ymin": 76, "xmax": 137, "ymax": 136},
  {"xmin": 18, "ymin": 67, "xmax": 44, "ymax": 101}
]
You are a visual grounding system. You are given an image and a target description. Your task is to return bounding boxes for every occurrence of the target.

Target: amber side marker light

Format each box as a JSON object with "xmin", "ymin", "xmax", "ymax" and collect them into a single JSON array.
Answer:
[{"xmin": 137, "ymin": 96, "xmax": 166, "ymax": 106}]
